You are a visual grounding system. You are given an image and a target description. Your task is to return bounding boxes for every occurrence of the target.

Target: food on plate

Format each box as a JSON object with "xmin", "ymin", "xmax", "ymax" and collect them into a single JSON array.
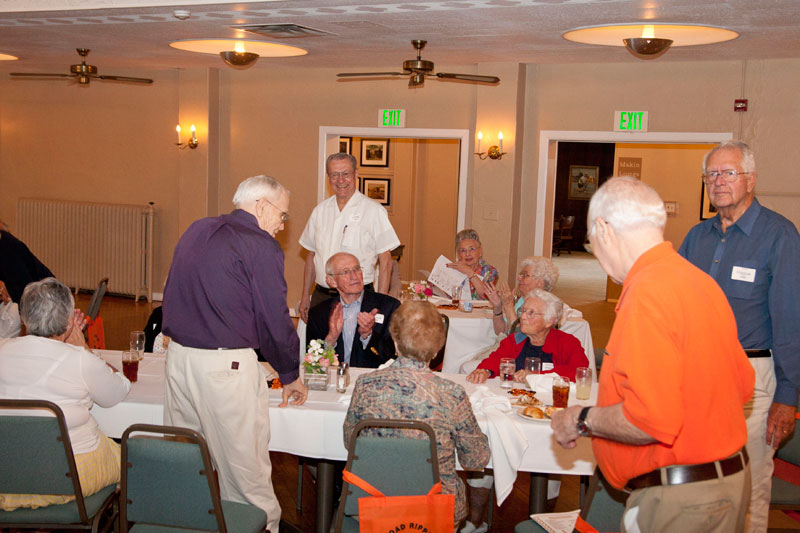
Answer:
[
  {"xmin": 544, "ymin": 405, "xmax": 558, "ymax": 418},
  {"xmin": 523, "ymin": 406, "xmax": 545, "ymax": 419},
  {"xmin": 510, "ymin": 389, "xmax": 540, "ymax": 406},
  {"xmin": 437, "ymin": 304, "xmax": 458, "ymax": 310}
]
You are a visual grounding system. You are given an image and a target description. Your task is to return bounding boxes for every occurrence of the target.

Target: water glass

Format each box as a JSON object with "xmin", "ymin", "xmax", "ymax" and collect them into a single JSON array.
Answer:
[
  {"xmin": 499, "ymin": 357, "xmax": 515, "ymax": 389},
  {"xmin": 575, "ymin": 367, "xmax": 592, "ymax": 400},
  {"xmin": 525, "ymin": 357, "xmax": 542, "ymax": 375},
  {"xmin": 130, "ymin": 330, "xmax": 145, "ymax": 358}
]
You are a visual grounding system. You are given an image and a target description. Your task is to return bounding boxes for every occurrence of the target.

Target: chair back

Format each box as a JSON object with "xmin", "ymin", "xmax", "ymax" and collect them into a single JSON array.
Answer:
[
  {"xmin": 429, "ymin": 314, "xmax": 449, "ymax": 370},
  {"xmin": 581, "ymin": 468, "xmax": 629, "ymax": 531},
  {"xmin": 0, "ymin": 399, "xmax": 90, "ymax": 523},
  {"xmin": 336, "ymin": 419, "xmax": 440, "ymax": 531},
  {"xmin": 776, "ymin": 413, "xmax": 800, "ymax": 466},
  {"xmin": 86, "ymin": 277, "xmax": 109, "ymax": 321},
  {"xmin": 120, "ymin": 424, "xmax": 228, "ymax": 533}
]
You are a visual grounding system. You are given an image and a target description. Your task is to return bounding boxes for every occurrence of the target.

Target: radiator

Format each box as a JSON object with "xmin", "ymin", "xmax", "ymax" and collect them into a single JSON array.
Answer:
[{"xmin": 17, "ymin": 198, "xmax": 155, "ymax": 302}]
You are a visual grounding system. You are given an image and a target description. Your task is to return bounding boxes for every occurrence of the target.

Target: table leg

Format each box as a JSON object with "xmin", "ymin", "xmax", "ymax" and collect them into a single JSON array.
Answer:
[
  {"xmin": 316, "ymin": 459, "xmax": 335, "ymax": 533},
  {"xmin": 529, "ymin": 472, "xmax": 548, "ymax": 514}
]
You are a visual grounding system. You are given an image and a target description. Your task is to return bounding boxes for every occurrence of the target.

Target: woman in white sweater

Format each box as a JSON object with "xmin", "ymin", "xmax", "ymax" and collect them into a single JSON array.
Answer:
[{"xmin": 0, "ymin": 277, "xmax": 130, "ymax": 510}]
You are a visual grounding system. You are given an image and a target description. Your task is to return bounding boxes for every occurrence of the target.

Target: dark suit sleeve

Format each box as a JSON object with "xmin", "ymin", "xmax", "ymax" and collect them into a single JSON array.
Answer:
[
  {"xmin": 353, "ymin": 293, "xmax": 400, "ymax": 368},
  {"xmin": 306, "ymin": 301, "xmax": 331, "ymax": 348}
]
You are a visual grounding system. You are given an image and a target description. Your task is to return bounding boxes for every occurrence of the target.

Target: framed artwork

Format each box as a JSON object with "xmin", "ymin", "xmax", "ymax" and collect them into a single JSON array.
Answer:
[
  {"xmin": 700, "ymin": 181, "xmax": 718, "ymax": 220},
  {"xmin": 360, "ymin": 138, "xmax": 390, "ymax": 167},
  {"xmin": 338, "ymin": 136, "xmax": 352, "ymax": 154},
  {"xmin": 361, "ymin": 177, "xmax": 391, "ymax": 206},
  {"xmin": 568, "ymin": 165, "xmax": 600, "ymax": 200}
]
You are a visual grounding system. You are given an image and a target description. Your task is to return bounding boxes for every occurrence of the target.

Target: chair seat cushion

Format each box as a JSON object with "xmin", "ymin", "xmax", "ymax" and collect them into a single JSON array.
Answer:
[
  {"xmin": 514, "ymin": 520, "xmax": 548, "ymax": 533},
  {"xmin": 129, "ymin": 500, "xmax": 266, "ymax": 533},
  {"xmin": 772, "ymin": 477, "xmax": 800, "ymax": 506},
  {"xmin": 0, "ymin": 483, "xmax": 116, "ymax": 525}
]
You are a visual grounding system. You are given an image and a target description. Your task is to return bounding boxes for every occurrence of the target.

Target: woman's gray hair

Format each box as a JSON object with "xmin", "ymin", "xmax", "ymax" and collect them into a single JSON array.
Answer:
[
  {"xmin": 703, "ymin": 140, "xmax": 756, "ymax": 174},
  {"xmin": 525, "ymin": 288, "xmax": 563, "ymax": 325},
  {"xmin": 20, "ymin": 277, "xmax": 74, "ymax": 338},
  {"xmin": 232, "ymin": 175, "xmax": 286, "ymax": 208},
  {"xmin": 519, "ymin": 256, "xmax": 559, "ymax": 292},
  {"xmin": 587, "ymin": 176, "xmax": 666, "ymax": 236},
  {"xmin": 455, "ymin": 228, "xmax": 481, "ymax": 250}
]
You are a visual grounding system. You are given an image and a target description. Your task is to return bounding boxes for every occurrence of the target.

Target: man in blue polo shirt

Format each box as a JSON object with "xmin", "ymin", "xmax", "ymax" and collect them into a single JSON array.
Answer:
[{"xmin": 679, "ymin": 141, "xmax": 800, "ymax": 533}]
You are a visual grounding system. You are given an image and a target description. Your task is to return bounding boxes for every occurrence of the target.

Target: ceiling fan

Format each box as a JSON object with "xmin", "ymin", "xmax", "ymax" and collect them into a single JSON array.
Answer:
[
  {"xmin": 10, "ymin": 48, "xmax": 153, "ymax": 85},
  {"xmin": 337, "ymin": 40, "xmax": 500, "ymax": 88}
]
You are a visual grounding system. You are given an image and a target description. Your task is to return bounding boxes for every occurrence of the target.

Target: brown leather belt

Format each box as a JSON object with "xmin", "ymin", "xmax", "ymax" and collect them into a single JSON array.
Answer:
[
  {"xmin": 626, "ymin": 448, "xmax": 749, "ymax": 492},
  {"xmin": 745, "ymin": 349, "xmax": 771, "ymax": 358}
]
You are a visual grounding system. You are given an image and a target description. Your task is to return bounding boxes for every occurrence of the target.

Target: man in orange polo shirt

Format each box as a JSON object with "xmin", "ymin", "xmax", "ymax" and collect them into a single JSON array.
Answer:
[{"xmin": 552, "ymin": 177, "xmax": 755, "ymax": 532}]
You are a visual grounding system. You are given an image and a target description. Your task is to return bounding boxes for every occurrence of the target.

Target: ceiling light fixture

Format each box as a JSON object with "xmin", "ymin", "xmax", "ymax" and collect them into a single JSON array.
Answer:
[
  {"xmin": 0, "ymin": 53, "xmax": 19, "ymax": 61},
  {"xmin": 563, "ymin": 24, "xmax": 738, "ymax": 60},
  {"xmin": 169, "ymin": 39, "xmax": 307, "ymax": 69}
]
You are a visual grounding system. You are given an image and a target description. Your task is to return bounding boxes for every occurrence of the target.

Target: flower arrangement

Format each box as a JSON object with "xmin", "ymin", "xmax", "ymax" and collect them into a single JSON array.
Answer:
[
  {"xmin": 304, "ymin": 339, "xmax": 338, "ymax": 374},
  {"xmin": 410, "ymin": 280, "xmax": 434, "ymax": 300}
]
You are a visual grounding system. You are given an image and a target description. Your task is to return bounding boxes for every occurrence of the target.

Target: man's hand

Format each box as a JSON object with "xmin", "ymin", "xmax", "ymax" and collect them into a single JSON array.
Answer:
[
  {"xmin": 551, "ymin": 405, "xmax": 583, "ymax": 449},
  {"xmin": 467, "ymin": 368, "xmax": 491, "ymax": 384},
  {"xmin": 299, "ymin": 294, "xmax": 311, "ymax": 323},
  {"xmin": 357, "ymin": 308, "xmax": 378, "ymax": 339},
  {"xmin": 326, "ymin": 302, "xmax": 343, "ymax": 345},
  {"xmin": 767, "ymin": 401, "xmax": 797, "ymax": 448},
  {"xmin": 279, "ymin": 377, "xmax": 308, "ymax": 407}
]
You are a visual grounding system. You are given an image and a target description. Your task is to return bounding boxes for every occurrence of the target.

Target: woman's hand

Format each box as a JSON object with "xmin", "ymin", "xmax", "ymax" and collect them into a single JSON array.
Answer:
[
  {"xmin": 446, "ymin": 262, "xmax": 474, "ymax": 277},
  {"xmin": 497, "ymin": 281, "xmax": 514, "ymax": 307},
  {"xmin": 467, "ymin": 368, "xmax": 491, "ymax": 384},
  {"xmin": 513, "ymin": 369, "xmax": 529, "ymax": 383},
  {"xmin": 485, "ymin": 282, "xmax": 501, "ymax": 309}
]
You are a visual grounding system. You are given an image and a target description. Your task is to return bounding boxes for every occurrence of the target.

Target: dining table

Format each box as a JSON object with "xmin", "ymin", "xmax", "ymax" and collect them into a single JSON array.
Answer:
[{"xmin": 91, "ymin": 349, "xmax": 596, "ymax": 533}]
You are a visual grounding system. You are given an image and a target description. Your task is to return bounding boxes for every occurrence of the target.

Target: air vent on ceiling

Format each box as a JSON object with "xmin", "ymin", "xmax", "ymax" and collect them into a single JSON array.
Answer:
[{"xmin": 232, "ymin": 23, "xmax": 333, "ymax": 38}]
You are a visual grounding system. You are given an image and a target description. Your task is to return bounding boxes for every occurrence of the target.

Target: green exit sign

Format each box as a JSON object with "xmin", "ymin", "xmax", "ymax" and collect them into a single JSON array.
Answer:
[
  {"xmin": 614, "ymin": 111, "xmax": 648, "ymax": 132},
  {"xmin": 378, "ymin": 109, "xmax": 405, "ymax": 128}
]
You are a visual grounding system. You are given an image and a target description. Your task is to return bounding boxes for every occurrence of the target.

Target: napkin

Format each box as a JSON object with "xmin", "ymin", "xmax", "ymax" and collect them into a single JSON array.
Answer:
[
  {"xmin": 377, "ymin": 358, "xmax": 395, "ymax": 370},
  {"xmin": 469, "ymin": 386, "xmax": 528, "ymax": 505},
  {"xmin": 526, "ymin": 373, "xmax": 554, "ymax": 395}
]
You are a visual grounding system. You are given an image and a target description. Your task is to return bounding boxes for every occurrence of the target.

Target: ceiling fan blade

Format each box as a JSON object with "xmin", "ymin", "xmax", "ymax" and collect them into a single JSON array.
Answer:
[
  {"xmin": 337, "ymin": 72, "xmax": 405, "ymax": 78},
  {"xmin": 10, "ymin": 72, "xmax": 73, "ymax": 78},
  {"xmin": 435, "ymin": 72, "xmax": 500, "ymax": 83},
  {"xmin": 96, "ymin": 74, "xmax": 154, "ymax": 84}
]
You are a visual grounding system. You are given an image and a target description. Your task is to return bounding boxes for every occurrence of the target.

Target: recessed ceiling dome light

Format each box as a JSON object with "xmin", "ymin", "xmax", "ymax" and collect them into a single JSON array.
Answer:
[
  {"xmin": 563, "ymin": 24, "xmax": 738, "ymax": 60},
  {"xmin": 169, "ymin": 39, "xmax": 307, "ymax": 69}
]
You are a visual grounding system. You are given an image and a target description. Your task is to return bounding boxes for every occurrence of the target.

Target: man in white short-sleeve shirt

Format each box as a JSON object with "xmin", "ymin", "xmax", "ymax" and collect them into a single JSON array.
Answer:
[{"xmin": 298, "ymin": 152, "xmax": 400, "ymax": 322}]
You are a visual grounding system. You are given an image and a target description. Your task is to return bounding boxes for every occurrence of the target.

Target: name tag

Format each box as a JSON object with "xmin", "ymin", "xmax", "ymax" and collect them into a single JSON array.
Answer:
[
  {"xmin": 375, "ymin": 313, "xmax": 384, "ymax": 324},
  {"xmin": 731, "ymin": 266, "xmax": 756, "ymax": 283},
  {"xmin": 349, "ymin": 213, "xmax": 361, "ymax": 223}
]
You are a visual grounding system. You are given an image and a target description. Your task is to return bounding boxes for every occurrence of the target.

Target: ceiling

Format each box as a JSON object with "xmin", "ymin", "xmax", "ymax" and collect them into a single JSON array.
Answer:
[{"xmin": 1, "ymin": 0, "xmax": 799, "ymax": 76}]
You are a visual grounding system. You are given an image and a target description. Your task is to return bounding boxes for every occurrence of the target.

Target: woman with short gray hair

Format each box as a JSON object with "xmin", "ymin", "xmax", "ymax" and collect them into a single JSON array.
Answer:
[
  {"xmin": 447, "ymin": 229, "xmax": 499, "ymax": 300},
  {"xmin": 0, "ymin": 277, "xmax": 130, "ymax": 511}
]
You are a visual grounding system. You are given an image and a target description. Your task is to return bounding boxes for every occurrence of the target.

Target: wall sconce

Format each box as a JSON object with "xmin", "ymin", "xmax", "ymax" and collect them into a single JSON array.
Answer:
[
  {"xmin": 475, "ymin": 131, "xmax": 507, "ymax": 160},
  {"xmin": 175, "ymin": 124, "xmax": 198, "ymax": 149}
]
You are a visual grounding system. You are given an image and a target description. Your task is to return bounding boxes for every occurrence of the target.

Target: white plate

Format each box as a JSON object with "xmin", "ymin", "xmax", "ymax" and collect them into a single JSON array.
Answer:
[{"xmin": 516, "ymin": 409, "xmax": 551, "ymax": 423}]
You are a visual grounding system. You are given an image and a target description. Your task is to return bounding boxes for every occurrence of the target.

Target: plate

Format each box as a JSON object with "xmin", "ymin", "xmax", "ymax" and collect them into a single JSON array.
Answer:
[{"xmin": 516, "ymin": 409, "xmax": 550, "ymax": 423}]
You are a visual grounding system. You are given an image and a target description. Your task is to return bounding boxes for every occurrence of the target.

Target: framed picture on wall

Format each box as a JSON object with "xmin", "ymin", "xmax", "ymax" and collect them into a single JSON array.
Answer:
[
  {"xmin": 361, "ymin": 177, "xmax": 391, "ymax": 207},
  {"xmin": 567, "ymin": 165, "xmax": 599, "ymax": 200},
  {"xmin": 700, "ymin": 181, "xmax": 718, "ymax": 220},
  {"xmin": 360, "ymin": 138, "xmax": 390, "ymax": 167},
  {"xmin": 338, "ymin": 136, "xmax": 352, "ymax": 154}
]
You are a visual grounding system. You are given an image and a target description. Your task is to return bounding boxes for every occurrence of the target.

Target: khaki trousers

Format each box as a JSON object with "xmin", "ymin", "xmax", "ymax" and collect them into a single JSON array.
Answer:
[{"xmin": 165, "ymin": 341, "xmax": 280, "ymax": 532}]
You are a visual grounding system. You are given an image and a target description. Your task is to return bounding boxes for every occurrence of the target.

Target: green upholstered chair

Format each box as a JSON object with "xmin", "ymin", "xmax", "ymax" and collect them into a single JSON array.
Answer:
[
  {"xmin": 771, "ymin": 412, "xmax": 800, "ymax": 510},
  {"xmin": 514, "ymin": 467, "xmax": 628, "ymax": 533},
  {"xmin": 0, "ymin": 399, "xmax": 118, "ymax": 533},
  {"xmin": 120, "ymin": 424, "xmax": 266, "ymax": 533},
  {"xmin": 334, "ymin": 418, "xmax": 441, "ymax": 533}
]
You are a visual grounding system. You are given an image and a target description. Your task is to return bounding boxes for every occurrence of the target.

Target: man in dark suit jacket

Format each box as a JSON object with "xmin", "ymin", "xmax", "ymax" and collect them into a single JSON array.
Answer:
[{"xmin": 306, "ymin": 252, "xmax": 400, "ymax": 368}]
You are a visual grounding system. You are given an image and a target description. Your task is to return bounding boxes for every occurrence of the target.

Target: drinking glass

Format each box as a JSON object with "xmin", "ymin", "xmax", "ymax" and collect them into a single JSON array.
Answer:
[
  {"xmin": 525, "ymin": 357, "xmax": 542, "ymax": 375},
  {"xmin": 552, "ymin": 376, "xmax": 570, "ymax": 408},
  {"xmin": 130, "ymin": 330, "xmax": 145, "ymax": 359},
  {"xmin": 575, "ymin": 367, "xmax": 592, "ymax": 400},
  {"xmin": 499, "ymin": 357, "xmax": 515, "ymax": 389},
  {"xmin": 122, "ymin": 350, "xmax": 140, "ymax": 382}
]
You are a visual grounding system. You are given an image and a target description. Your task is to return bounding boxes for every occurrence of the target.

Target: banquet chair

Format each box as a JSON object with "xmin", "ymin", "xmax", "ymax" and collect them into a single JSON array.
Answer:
[
  {"xmin": 334, "ymin": 418, "xmax": 441, "ymax": 533},
  {"xmin": 0, "ymin": 399, "xmax": 118, "ymax": 533},
  {"xmin": 514, "ymin": 467, "xmax": 628, "ymax": 532},
  {"xmin": 86, "ymin": 277, "xmax": 109, "ymax": 321},
  {"xmin": 771, "ymin": 411, "xmax": 800, "ymax": 510},
  {"xmin": 553, "ymin": 215, "xmax": 575, "ymax": 256},
  {"xmin": 120, "ymin": 423, "xmax": 266, "ymax": 533}
]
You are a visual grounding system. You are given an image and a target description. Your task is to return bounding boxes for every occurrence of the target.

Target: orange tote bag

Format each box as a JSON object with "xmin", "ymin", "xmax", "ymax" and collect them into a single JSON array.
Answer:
[{"xmin": 342, "ymin": 469, "xmax": 454, "ymax": 533}]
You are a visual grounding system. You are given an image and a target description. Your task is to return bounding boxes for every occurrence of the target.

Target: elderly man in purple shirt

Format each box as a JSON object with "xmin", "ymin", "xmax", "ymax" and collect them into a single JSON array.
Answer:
[{"xmin": 163, "ymin": 175, "xmax": 307, "ymax": 532}]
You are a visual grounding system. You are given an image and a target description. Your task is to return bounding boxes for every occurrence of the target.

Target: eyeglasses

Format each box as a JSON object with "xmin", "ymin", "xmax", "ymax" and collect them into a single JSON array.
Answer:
[
  {"xmin": 518, "ymin": 272, "xmax": 536, "ymax": 279},
  {"xmin": 333, "ymin": 267, "xmax": 363, "ymax": 277},
  {"xmin": 329, "ymin": 171, "xmax": 354, "ymax": 180},
  {"xmin": 458, "ymin": 246, "xmax": 479, "ymax": 254},
  {"xmin": 702, "ymin": 169, "xmax": 751, "ymax": 184},
  {"xmin": 519, "ymin": 308, "xmax": 546, "ymax": 319},
  {"xmin": 261, "ymin": 198, "xmax": 289, "ymax": 223}
]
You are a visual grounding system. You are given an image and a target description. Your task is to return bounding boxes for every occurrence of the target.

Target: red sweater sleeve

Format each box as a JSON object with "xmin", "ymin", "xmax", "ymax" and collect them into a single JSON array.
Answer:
[
  {"xmin": 545, "ymin": 329, "xmax": 589, "ymax": 381},
  {"xmin": 476, "ymin": 335, "xmax": 523, "ymax": 377}
]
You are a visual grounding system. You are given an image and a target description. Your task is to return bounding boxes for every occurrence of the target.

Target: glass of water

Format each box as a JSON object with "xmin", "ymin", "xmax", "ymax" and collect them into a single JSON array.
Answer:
[
  {"xmin": 130, "ymin": 330, "xmax": 145, "ymax": 358},
  {"xmin": 499, "ymin": 357, "xmax": 516, "ymax": 388}
]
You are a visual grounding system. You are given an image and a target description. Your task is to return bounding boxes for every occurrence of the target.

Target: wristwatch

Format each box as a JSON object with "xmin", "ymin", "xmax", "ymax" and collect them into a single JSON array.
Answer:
[{"xmin": 576, "ymin": 406, "xmax": 592, "ymax": 437}]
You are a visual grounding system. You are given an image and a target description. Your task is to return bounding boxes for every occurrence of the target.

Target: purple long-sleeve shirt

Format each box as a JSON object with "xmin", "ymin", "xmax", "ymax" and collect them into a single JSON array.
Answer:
[{"xmin": 163, "ymin": 209, "xmax": 300, "ymax": 384}]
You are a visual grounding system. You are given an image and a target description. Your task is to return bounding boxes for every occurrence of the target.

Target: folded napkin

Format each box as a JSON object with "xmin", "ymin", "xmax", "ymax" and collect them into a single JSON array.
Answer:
[
  {"xmin": 469, "ymin": 386, "xmax": 528, "ymax": 505},
  {"xmin": 377, "ymin": 358, "xmax": 395, "ymax": 370},
  {"xmin": 526, "ymin": 373, "xmax": 555, "ymax": 395}
]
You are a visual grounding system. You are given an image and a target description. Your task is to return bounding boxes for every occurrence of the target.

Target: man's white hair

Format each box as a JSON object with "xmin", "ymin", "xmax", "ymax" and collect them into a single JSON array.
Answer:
[
  {"xmin": 702, "ymin": 140, "xmax": 756, "ymax": 174},
  {"xmin": 232, "ymin": 175, "xmax": 286, "ymax": 208},
  {"xmin": 587, "ymin": 177, "xmax": 666, "ymax": 236}
]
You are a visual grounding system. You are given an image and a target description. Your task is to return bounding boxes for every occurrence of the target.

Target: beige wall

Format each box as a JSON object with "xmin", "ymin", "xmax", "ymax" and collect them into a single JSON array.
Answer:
[{"xmin": 2, "ymin": 57, "xmax": 799, "ymax": 306}]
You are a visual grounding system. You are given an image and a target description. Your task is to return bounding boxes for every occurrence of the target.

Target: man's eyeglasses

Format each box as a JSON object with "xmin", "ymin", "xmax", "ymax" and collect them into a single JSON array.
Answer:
[
  {"xmin": 333, "ymin": 267, "xmax": 363, "ymax": 277},
  {"xmin": 262, "ymin": 198, "xmax": 289, "ymax": 223},
  {"xmin": 702, "ymin": 169, "xmax": 751, "ymax": 184},
  {"xmin": 329, "ymin": 171, "xmax": 354, "ymax": 180},
  {"xmin": 519, "ymin": 308, "xmax": 546, "ymax": 319}
]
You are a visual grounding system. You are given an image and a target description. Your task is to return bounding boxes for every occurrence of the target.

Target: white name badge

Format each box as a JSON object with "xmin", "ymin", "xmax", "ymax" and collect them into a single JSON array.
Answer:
[
  {"xmin": 374, "ymin": 313, "xmax": 385, "ymax": 324},
  {"xmin": 731, "ymin": 266, "xmax": 756, "ymax": 283},
  {"xmin": 349, "ymin": 213, "xmax": 361, "ymax": 223}
]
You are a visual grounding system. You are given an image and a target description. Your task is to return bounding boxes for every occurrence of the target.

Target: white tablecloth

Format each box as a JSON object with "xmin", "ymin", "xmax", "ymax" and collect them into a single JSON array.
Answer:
[{"xmin": 91, "ymin": 352, "xmax": 595, "ymax": 477}]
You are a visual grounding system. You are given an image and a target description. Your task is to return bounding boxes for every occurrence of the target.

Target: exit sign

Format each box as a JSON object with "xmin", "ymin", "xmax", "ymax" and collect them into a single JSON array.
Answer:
[
  {"xmin": 614, "ymin": 111, "xmax": 649, "ymax": 132},
  {"xmin": 378, "ymin": 109, "xmax": 405, "ymax": 128}
]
